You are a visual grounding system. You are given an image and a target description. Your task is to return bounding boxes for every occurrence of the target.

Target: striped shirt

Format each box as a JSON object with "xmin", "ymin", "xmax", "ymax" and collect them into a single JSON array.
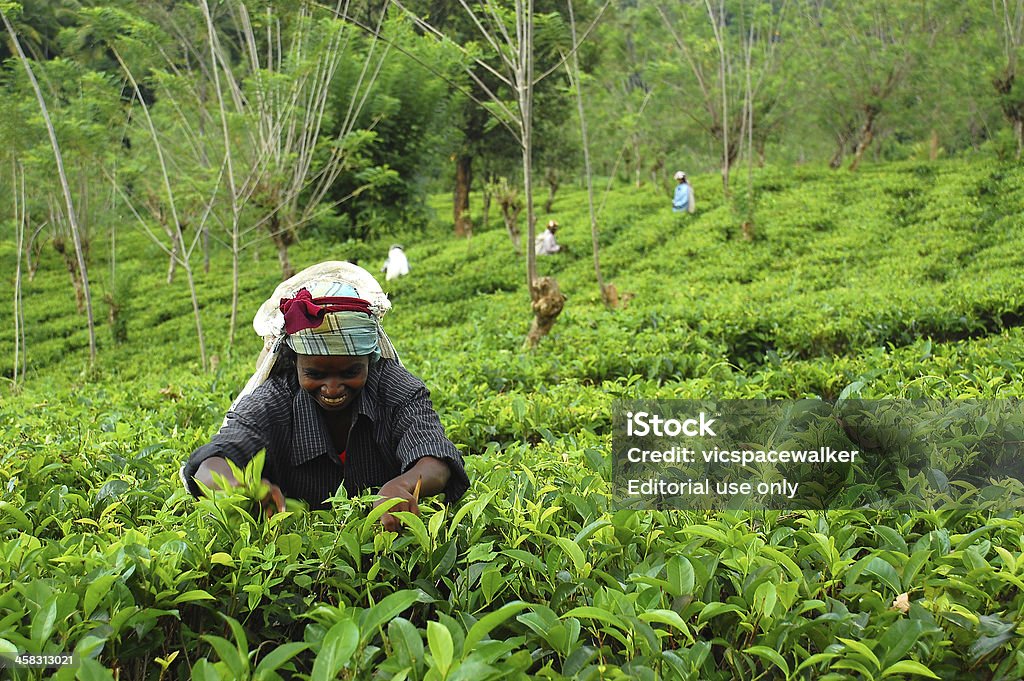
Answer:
[{"xmin": 183, "ymin": 358, "xmax": 469, "ymax": 509}]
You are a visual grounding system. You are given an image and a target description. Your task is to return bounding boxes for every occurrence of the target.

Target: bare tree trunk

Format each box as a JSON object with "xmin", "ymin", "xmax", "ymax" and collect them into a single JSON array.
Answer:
[
  {"xmin": 996, "ymin": 74, "xmax": 1024, "ymax": 160},
  {"xmin": 167, "ymin": 231, "xmax": 179, "ymax": 284},
  {"xmin": 275, "ymin": 239, "xmax": 295, "ymax": 280},
  {"xmin": 848, "ymin": 105, "xmax": 879, "ymax": 171},
  {"xmin": 497, "ymin": 180, "xmax": 523, "ymax": 254},
  {"xmin": 649, "ymin": 156, "xmax": 664, "ymax": 189},
  {"xmin": 114, "ymin": 45, "xmax": 206, "ymax": 369},
  {"xmin": 454, "ymin": 154, "xmax": 472, "ymax": 237},
  {"xmin": 13, "ymin": 161, "xmax": 25, "ymax": 386},
  {"xmin": 53, "ymin": 237, "xmax": 86, "ymax": 313},
  {"xmin": 270, "ymin": 218, "xmax": 296, "ymax": 279},
  {"xmin": 520, "ymin": 0, "xmax": 549, "ymax": 345},
  {"xmin": 543, "ymin": 166, "xmax": 558, "ymax": 213},
  {"xmin": 182, "ymin": 263, "xmax": 207, "ymax": 371},
  {"xmin": 1017, "ymin": 118, "xmax": 1023, "ymax": 160},
  {"xmin": 108, "ymin": 176, "xmax": 117, "ymax": 289},
  {"xmin": 632, "ymin": 134, "xmax": 642, "ymax": 188},
  {"xmin": 482, "ymin": 176, "xmax": 493, "ymax": 231},
  {"xmin": 829, "ymin": 134, "xmax": 847, "ymax": 169},
  {"xmin": 705, "ymin": 0, "xmax": 731, "ymax": 196},
  {"xmin": 198, "ymin": 78, "xmax": 212, "ymax": 275},
  {"xmin": 201, "ymin": 5, "xmax": 241, "ymax": 347},
  {"xmin": 566, "ymin": 0, "xmax": 611, "ymax": 306},
  {"xmin": 3, "ymin": 9, "xmax": 97, "ymax": 364},
  {"xmin": 742, "ymin": 20, "xmax": 755, "ymax": 242},
  {"xmin": 230, "ymin": 228, "xmax": 239, "ymax": 348},
  {"xmin": 525, "ymin": 276, "xmax": 566, "ymax": 348},
  {"xmin": 27, "ymin": 225, "xmax": 45, "ymax": 281}
]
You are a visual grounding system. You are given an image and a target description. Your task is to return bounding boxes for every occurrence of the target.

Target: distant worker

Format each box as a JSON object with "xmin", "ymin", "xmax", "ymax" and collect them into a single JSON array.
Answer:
[
  {"xmin": 672, "ymin": 171, "xmax": 695, "ymax": 214},
  {"xmin": 535, "ymin": 219, "xmax": 562, "ymax": 255},
  {"xmin": 381, "ymin": 244, "xmax": 409, "ymax": 281}
]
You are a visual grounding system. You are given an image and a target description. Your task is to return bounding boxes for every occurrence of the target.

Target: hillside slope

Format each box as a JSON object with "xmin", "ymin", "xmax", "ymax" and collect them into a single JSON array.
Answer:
[{"xmin": 1, "ymin": 160, "xmax": 1023, "ymax": 679}]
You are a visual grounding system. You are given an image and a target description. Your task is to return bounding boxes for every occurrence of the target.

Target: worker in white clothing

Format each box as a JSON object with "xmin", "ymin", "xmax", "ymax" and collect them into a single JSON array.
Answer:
[
  {"xmin": 381, "ymin": 244, "xmax": 410, "ymax": 281},
  {"xmin": 535, "ymin": 220, "xmax": 562, "ymax": 255}
]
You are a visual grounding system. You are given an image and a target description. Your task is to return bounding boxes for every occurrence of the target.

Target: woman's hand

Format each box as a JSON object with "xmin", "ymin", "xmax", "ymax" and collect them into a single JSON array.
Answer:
[
  {"xmin": 259, "ymin": 479, "xmax": 286, "ymax": 519},
  {"xmin": 374, "ymin": 477, "xmax": 421, "ymax": 532},
  {"xmin": 373, "ymin": 456, "xmax": 451, "ymax": 532},
  {"xmin": 196, "ymin": 457, "xmax": 287, "ymax": 519}
]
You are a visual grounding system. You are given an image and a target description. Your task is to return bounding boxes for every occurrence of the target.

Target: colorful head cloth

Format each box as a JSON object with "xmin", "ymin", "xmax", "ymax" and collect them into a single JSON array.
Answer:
[
  {"xmin": 228, "ymin": 261, "xmax": 399, "ymax": 412},
  {"xmin": 280, "ymin": 281, "xmax": 381, "ymax": 358}
]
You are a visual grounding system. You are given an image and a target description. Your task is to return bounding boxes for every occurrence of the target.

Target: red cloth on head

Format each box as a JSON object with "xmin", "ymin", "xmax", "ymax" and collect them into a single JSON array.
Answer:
[{"xmin": 279, "ymin": 289, "xmax": 372, "ymax": 334}]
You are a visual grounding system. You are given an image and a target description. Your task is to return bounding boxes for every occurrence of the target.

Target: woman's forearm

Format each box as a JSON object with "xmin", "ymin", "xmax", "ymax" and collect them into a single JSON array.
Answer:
[{"xmin": 407, "ymin": 456, "xmax": 452, "ymax": 498}]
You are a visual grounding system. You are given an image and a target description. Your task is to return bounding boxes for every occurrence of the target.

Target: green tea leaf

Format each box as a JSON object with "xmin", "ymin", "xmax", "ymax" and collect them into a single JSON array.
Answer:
[
  {"xmin": 173, "ymin": 589, "xmax": 215, "ymax": 604},
  {"xmin": 838, "ymin": 637, "xmax": 881, "ymax": 670},
  {"xmin": 0, "ymin": 501, "xmax": 32, "ymax": 532},
  {"xmin": 464, "ymin": 601, "xmax": 530, "ymax": 653},
  {"xmin": 312, "ymin": 618, "xmax": 359, "ymax": 681},
  {"xmin": 697, "ymin": 602, "xmax": 744, "ymax": 624},
  {"xmin": 427, "ymin": 620, "xmax": 454, "ymax": 675},
  {"xmin": 745, "ymin": 645, "xmax": 790, "ymax": 677},
  {"xmin": 30, "ymin": 595, "xmax": 57, "ymax": 646},
  {"xmin": 202, "ymin": 635, "xmax": 246, "ymax": 679},
  {"xmin": 753, "ymin": 582, "xmax": 777, "ymax": 618},
  {"xmin": 359, "ymin": 590, "xmax": 424, "ymax": 646},
  {"xmin": 880, "ymin": 660, "xmax": 941, "ymax": 679},
  {"xmin": 254, "ymin": 642, "xmax": 310, "ymax": 680},
  {"xmin": 637, "ymin": 609, "xmax": 694, "ymax": 643},
  {"xmin": 84, "ymin": 574, "xmax": 118, "ymax": 617},
  {"xmin": 561, "ymin": 606, "xmax": 628, "ymax": 632}
]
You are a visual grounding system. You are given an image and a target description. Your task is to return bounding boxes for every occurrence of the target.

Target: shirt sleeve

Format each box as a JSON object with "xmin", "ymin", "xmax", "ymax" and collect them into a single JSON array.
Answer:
[
  {"xmin": 391, "ymin": 383, "xmax": 470, "ymax": 503},
  {"xmin": 182, "ymin": 391, "xmax": 274, "ymax": 497}
]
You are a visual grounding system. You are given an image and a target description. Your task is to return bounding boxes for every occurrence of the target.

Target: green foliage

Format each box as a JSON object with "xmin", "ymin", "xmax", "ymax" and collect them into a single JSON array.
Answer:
[
  {"xmin": 2, "ymin": 152, "xmax": 1024, "ymax": 679},
  {"xmin": 3, "ymin": 1, "xmax": 1024, "ymax": 678}
]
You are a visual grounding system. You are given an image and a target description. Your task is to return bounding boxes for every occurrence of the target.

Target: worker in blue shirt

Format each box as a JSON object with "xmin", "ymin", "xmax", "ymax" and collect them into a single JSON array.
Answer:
[{"xmin": 672, "ymin": 171, "xmax": 694, "ymax": 213}]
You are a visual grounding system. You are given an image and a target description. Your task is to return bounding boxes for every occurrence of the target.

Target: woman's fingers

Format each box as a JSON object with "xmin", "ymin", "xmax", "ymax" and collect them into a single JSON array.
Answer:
[
  {"xmin": 375, "ymin": 486, "xmax": 420, "ymax": 531},
  {"xmin": 261, "ymin": 480, "xmax": 286, "ymax": 518}
]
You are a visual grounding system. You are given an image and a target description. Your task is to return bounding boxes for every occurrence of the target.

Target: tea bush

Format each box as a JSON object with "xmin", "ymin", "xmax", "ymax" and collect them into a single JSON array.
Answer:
[{"xmin": 1, "ymin": 159, "xmax": 1023, "ymax": 679}]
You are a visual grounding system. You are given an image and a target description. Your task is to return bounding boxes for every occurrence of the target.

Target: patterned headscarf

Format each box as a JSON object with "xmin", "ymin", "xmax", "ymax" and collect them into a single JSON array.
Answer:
[
  {"xmin": 229, "ymin": 261, "xmax": 400, "ymax": 412},
  {"xmin": 280, "ymin": 282, "xmax": 381, "ymax": 359}
]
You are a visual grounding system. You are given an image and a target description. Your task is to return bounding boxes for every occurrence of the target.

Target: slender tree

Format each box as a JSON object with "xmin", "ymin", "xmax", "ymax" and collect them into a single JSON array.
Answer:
[
  {"xmin": 563, "ymin": 0, "xmax": 613, "ymax": 305},
  {"xmin": 390, "ymin": 0, "xmax": 607, "ymax": 344},
  {"xmin": 2, "ymin": 3, "xmax": 97, "ymax": 365},
  {"xmin": 657, "ymin": 0, "xmax": 786, "ymax": 193},
  {"xmin": 11, "ymin": 159, "xmax": 27, "ymax": 386},
  {"xmin": 131, "ymin": 86, "xmax": 210, "ymax": 366},
  {"xmin": 390, "ymin": 0, "xmax": 570, "ymax": 346}
]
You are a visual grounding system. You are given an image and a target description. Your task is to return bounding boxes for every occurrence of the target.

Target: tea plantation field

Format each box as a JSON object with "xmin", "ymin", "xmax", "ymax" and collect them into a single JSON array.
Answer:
[{"xmin": 1, "ymin": 160, "xmax": 1024, "ymax": 679}]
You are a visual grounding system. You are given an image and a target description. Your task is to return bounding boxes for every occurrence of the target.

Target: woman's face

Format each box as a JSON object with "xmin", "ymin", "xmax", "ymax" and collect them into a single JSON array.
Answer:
[{"xmin": 296, "ymin": 354, "xmax": 369, "ymax": 412}]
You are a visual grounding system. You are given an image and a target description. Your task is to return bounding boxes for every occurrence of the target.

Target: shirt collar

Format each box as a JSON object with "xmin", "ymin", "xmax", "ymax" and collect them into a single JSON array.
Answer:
[
  {"xmin": 290, "ymin": 389, "xmax": 332, "ymax": 466},
  {"xmin": 288, "ymin": 372, "xmax": 377, "ymax": 467}
]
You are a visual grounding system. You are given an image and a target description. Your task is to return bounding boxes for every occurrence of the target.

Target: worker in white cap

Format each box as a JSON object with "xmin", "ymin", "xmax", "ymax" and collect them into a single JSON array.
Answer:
[
  {"xmin": 535, "ymin": 219, "xmax": 562, "ymax": 255},
  {"xmin": 672, "ymin": 171, "xmax": 694, "ymax": 214}
]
